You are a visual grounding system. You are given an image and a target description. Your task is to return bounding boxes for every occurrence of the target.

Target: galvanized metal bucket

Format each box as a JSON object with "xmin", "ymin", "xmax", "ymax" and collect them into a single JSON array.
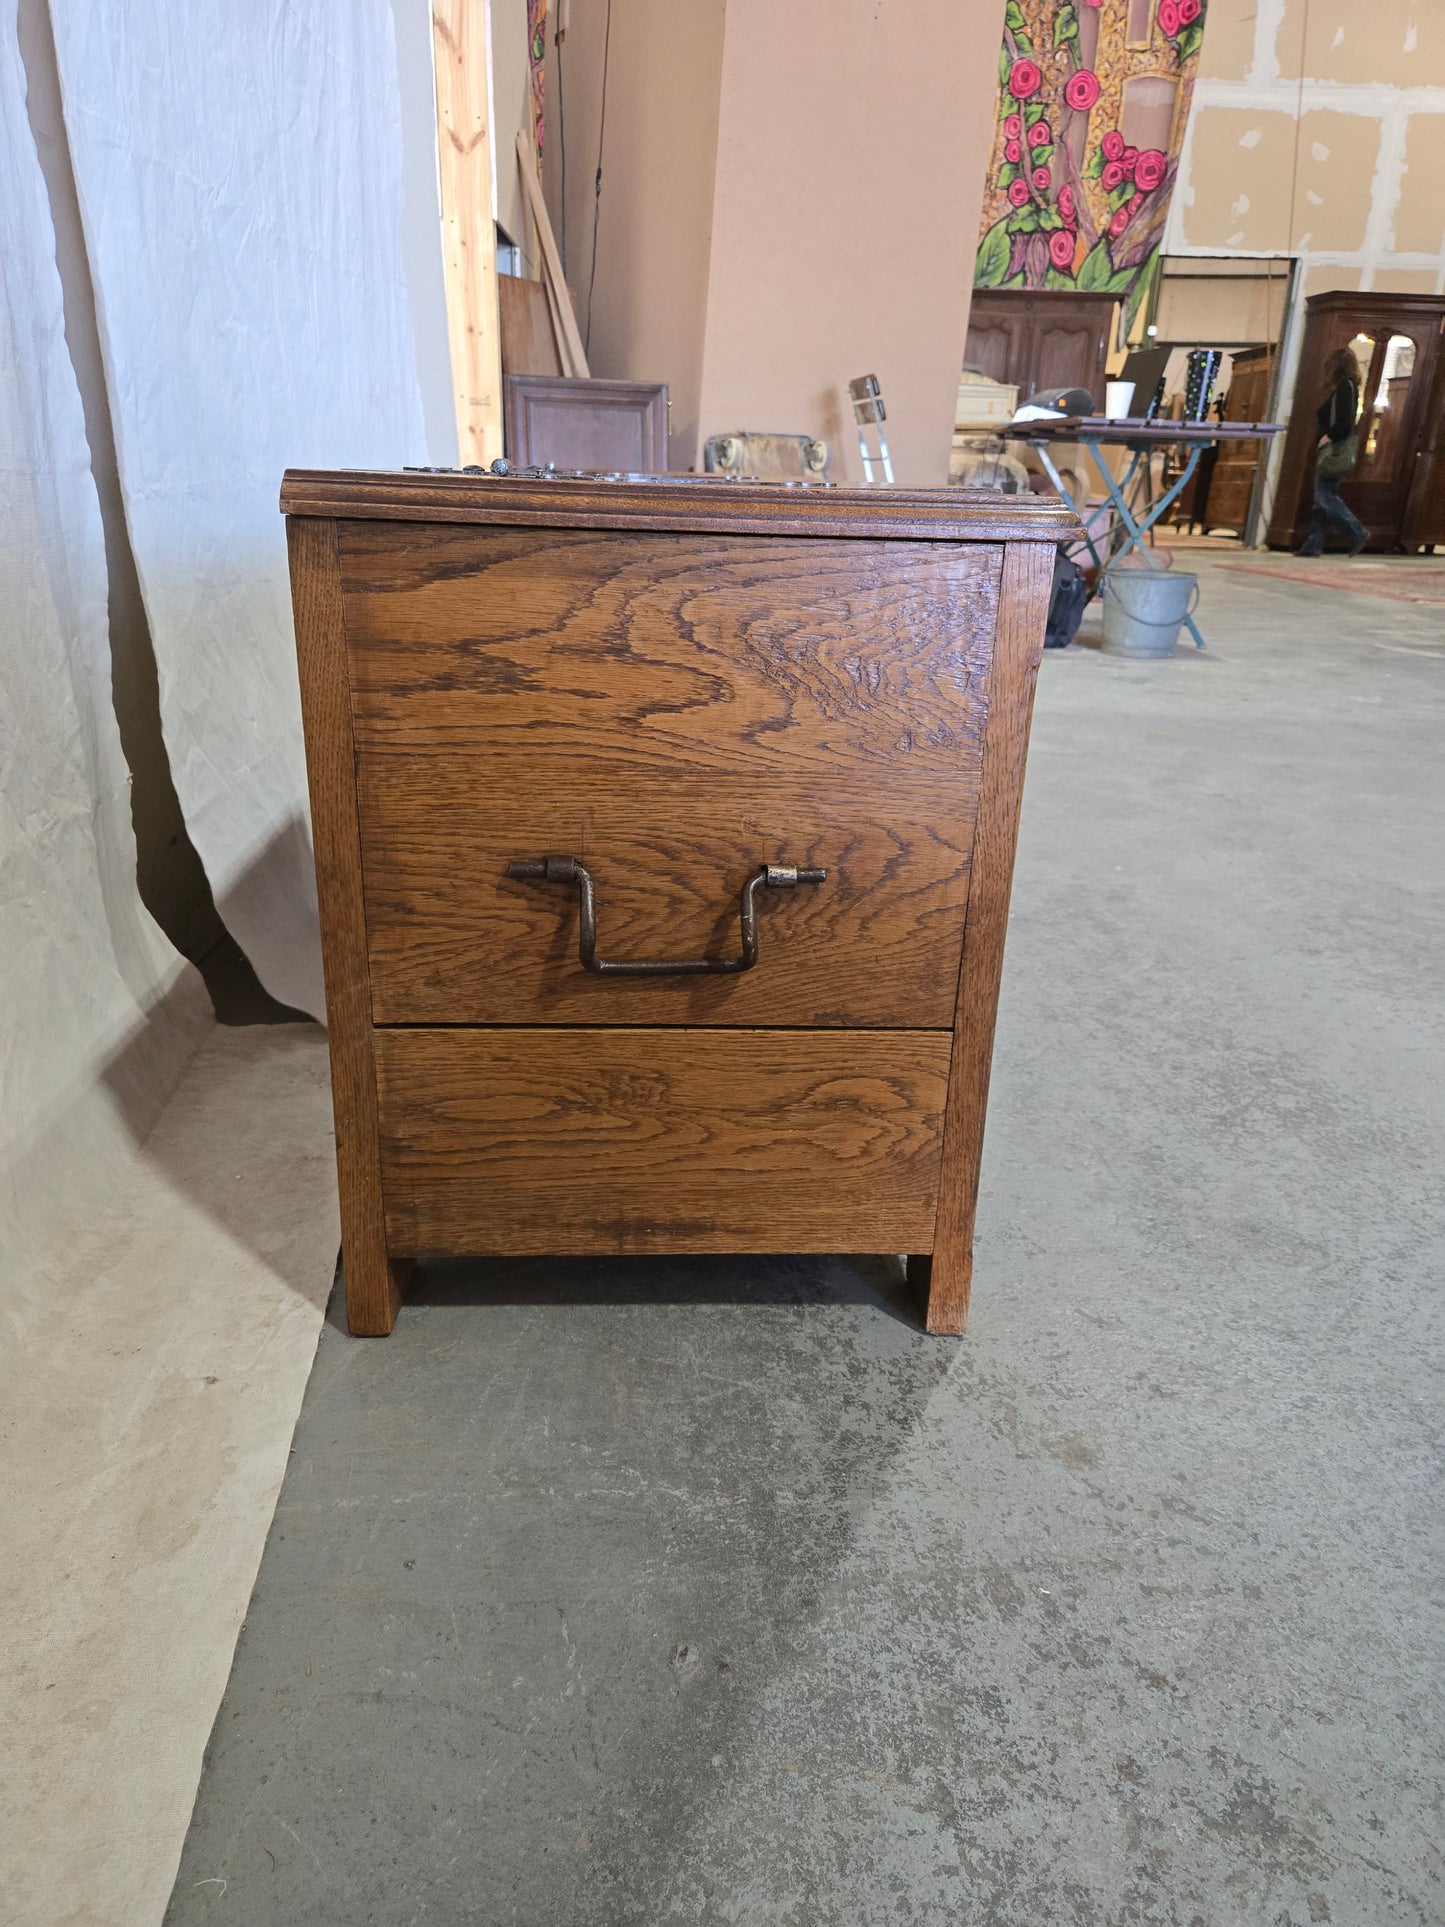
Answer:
[{"xmin": 1101, "ymin": 569, "xmax": 1200, "ymax": 658}]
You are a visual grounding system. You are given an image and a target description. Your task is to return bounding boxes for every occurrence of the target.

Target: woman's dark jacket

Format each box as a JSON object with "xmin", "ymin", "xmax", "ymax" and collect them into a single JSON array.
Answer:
[{"xmin": 1317, "ymin": 375, "xmax": 1359, "ymax": 444}]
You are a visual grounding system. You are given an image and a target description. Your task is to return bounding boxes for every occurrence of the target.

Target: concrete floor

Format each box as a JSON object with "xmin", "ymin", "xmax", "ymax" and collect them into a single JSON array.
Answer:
[
  {"xmin": 164, "ymin": 557, "xmax": 1443, "ymax": 1925},
  {"xmin": 2, "ymin": 1023, "xmax": 337, "ymax": 1927}
]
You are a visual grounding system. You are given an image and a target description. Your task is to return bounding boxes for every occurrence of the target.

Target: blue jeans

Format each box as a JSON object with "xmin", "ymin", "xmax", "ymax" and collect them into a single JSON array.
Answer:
[{"xmin": 1301, "ymin": 471, "xmax": 1367, "ymax": 553}]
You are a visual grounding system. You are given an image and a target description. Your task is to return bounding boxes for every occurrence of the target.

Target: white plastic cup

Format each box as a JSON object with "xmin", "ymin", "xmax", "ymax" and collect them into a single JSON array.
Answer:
[{"xmin": 1105, "ymin": 380, "xmax": 1136, "ymax": 421}]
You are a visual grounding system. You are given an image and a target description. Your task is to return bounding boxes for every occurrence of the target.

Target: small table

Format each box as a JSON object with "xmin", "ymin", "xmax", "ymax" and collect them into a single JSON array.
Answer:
[{"xmin": 1003, "ymin": 418, "xmax": 1286, "ymax": 648}]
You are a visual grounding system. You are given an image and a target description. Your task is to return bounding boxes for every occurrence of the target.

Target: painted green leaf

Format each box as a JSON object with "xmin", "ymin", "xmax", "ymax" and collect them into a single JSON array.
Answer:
[
  {"xmin": 1053, "ymin": 5, "xmax": 1079, "ymax": 45},
  {"xmin": 1045, "ymin": 266, "xmax": 1078, "ymax": 290},
  {"xmin": 999, "ymin": 44, "xmax": 1011, "ymax": 87},
  {"xmin": 1123, "ymin": 255, "xmax": 1159, "ymax": 331},
  {"xmin": 1007, "ymin": 206, "xmax": 1042, "ymax": 235},
  {"xmin": 1040, "ymin": 206, "xmax": 1064, "ymax": 231},
  {"xmin": 1004, "ymin": 0, "xmax": 1027, "ymax": 32},
  {"xmin": 1085, "ymin": 148, "xmax": 1104, "ymax": 180},
  {"xmin": 1076, "ymin": 239, "xmax": 1129, "ymax": 291},
  {"xmin": 974, "ymin": 217, "xmax": 1013, "ymax": 287}
]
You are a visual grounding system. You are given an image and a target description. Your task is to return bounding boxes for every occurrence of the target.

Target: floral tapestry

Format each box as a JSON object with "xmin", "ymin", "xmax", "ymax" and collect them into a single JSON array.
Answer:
[{"xmin": 974, "ymin": 0, "xmax": 1207, "ymax": 316}]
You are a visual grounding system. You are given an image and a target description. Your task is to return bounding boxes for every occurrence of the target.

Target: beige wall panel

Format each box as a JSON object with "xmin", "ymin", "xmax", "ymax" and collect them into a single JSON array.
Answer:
[
  {"xmin": 1293, "ymin": 110, "xmax": 1382, "ymax": 253},
  {"xmin": 696, "ymin": 0, "xmax": 1003, "ymax": 486},
  {"xmin": 545, "ymin": 0, "xmax": 726, "ymax": 470},
  {"xmin": 1371, "ymin": 267, "xmax": 1441, "ymax": 293},
  {"xmin": 1278, "ymin": 0, "xmax": 1445, "ymax": 87},
  {"xmin": 1303, "ymin": 263, "xmax": 1361, "ymax": 295},
  {"xmin": 1393, "ymin": 112, "xmax": 1445, "ymax": 258},
  {"xmin": 1155, "ymin": 271, "xmax": 1289, "ymax": 344},
  {"xmin": 1182, "ymin": 109, "xmax": 1298, "ymax": 251},
  {"xmin": 1196, "ymin": 0, "xmax": 1257, "ymax": 83},
  {"xmin": 491, "ymin": 0, "xmax": 532, "ymax": 257}
]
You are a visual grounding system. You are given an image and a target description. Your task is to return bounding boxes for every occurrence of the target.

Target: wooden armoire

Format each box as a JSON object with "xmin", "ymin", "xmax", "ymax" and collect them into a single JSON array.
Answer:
[
  {"xmin": 1203, "ymin": 346, "xmax": 1275, "ymax": 536},
  {"xmin": 1267, "ymin": 291, "xmax": 1445, "ymax": 553},
  {"xmin": 964, "ymin": 289, "xmax": 1115, "ymax": 408}
]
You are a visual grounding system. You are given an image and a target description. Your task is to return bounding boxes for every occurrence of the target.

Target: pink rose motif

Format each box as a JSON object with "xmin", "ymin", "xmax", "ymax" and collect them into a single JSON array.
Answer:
[
  {"xmin": 1110, "ymin": 205, "xmax": 1131, "ymax": 236},
  {"xmin": 1158, "ymin": 0, "xmax": 1181, "ymax": 34},
  {"xmin": 1102, "ymin": 129, "xmax": 1126, "ymax": 162},
  {"xmin": 1102, "ymin": 159, "xmax": 1127, "ymax": 190},
  {"xmin": 1008, "ymin": 178, "xmax": 1031, "ymax": 207},
  {"xmin": 1028, "ymin": 119, "xmax": 1052, "ymax": 148},
  {"xmin": 1058, "ymin": 183, "xmax": 1078, "ymax": 225},
  {"xmin": 1081, "ymin": 0, "xmax": 1102, "ymax": 6},
  {"xmin": 1004, "ymin": 113, "xmax": 1023, "ymax": 138},
  {"xmin": 1122, "ymin": 146, "xmax": 1140, "ymax": 173},
  {"xmin": 1134, "ymin": 148, "xmax": 1167, "ymax": 192},
  {"xmin": 1004, "ymin": 138, "xmax": 1023, "ymax": 162},
  {"xmin": 1064, "ymin": 68, "xmax": 1101, "ymax": 112},
  {"xmin": 1049, "ymin": 229, "xmax": 1076, "ymax": 270},
  {"xmin": 1179, "ymin": 0, "xmax": 1201, "ymax": 18},
  {"xmin": 1009, "ymin": 57, "xmax": 1043, "ymax": 99},
  {"xmin": 1032, "ymin": 165, "xmax": 1052, "ymax": 190}
]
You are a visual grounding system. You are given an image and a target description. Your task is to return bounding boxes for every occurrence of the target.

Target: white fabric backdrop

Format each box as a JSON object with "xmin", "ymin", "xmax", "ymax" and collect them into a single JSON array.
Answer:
[
  {"xmin": 48, "ymin": 0, "xmax": 439, "ymax": 1016},
  {"xmin": 0, "ymin": 10, "xmax": 203, "ymax": 1281}
]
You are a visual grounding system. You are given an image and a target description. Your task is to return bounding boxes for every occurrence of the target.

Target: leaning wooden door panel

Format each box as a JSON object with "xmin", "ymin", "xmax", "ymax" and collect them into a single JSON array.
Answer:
[{"xmin": 374, "ymin": 1027, "xmax": 951, "ymax": 1255}]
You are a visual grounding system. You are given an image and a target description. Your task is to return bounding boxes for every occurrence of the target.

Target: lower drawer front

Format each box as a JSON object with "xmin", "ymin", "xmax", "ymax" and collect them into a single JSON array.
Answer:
[{"xmin": 375, "ymin": 1027, "xmax": 950, "ymax": 1255}]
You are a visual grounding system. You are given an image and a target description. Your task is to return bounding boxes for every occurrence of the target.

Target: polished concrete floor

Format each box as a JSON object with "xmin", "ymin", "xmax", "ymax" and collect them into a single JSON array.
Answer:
[{"xmin": 165, "ymin": 558, "xmax": 1444, "ymax": 1925}]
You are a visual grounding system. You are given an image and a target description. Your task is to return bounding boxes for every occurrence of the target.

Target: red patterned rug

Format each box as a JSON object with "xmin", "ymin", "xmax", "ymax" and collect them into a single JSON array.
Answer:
[{"xmin": 1215, "ymin": 561, "xmax": 1445, "ymax": 605}]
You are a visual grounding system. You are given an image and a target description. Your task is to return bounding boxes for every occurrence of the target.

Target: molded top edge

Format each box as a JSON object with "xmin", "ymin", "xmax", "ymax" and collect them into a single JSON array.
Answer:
[{"xmin": 280, "ymin": 467, "xmax": 1081, "ymax": 542}]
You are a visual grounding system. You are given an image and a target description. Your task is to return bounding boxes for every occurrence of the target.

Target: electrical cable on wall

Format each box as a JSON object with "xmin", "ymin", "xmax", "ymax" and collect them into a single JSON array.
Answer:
[
  {"xmin": 554, "ymin": 12, "xmax": 567, "ymax": 274},
  {"xmin": 585, "ymin": 0, "xmax": 612, "ymax": 356}
]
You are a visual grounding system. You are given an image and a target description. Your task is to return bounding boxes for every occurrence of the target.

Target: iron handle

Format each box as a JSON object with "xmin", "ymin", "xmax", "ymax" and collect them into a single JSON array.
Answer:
[{"xmin": 504, "ymin": 855, "xmax": 826, "ymax": 976}]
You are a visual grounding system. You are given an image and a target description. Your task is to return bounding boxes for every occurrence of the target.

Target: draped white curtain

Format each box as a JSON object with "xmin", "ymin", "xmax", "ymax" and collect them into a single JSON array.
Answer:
[
  {"xmin": 0, "ymin": 8, "xmax": 202, "ymax": 1281},
  {"xmin": 46, "ymin": 0, "xmax": 439, "ymax": 1016}
]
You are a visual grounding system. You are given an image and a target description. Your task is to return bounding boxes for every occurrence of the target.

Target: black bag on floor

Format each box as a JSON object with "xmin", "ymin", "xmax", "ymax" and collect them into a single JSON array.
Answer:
[{"xmin": 1045, "ymin": 550, "xmax": 1087, "ymax": 649}]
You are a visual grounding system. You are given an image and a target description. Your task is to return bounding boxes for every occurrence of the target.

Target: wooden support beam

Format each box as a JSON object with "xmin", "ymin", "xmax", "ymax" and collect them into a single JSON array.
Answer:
[{"xmin": 433, "ymin": 0, "xmax": 504, "ymax": 466}]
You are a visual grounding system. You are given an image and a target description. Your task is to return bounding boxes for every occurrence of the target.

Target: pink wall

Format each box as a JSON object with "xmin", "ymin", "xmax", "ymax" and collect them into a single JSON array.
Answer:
[
  {"xmin": 544, "ymin": 2, "xmax": 726, "ymax": 471},
  {"xmin": 546, "ymin": 0, "xmax": 1004, "ymax": 482},
  {"xmin": 698, "ymin": 0, "xmax": 1006, "ymax": 484}
]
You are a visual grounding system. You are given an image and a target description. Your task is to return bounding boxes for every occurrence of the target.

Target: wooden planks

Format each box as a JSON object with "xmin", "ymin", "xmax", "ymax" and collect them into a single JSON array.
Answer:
[
  {"xmin": 287, "ymin": 520, "xmax": 409, "ymax": 1334},
  {"xmin": 339, "ymin": 523, "xmax": 1003, "ymax": 782},
  {"xmin": 432, "ymin": 0, "xmax": 504, "ymax": 466},
  {"xmin": 374, "ymin": 1028, "xmax": 950, "ymax": 1255},
  {"xmin": 926, "ymin": 539, "xmax": 1056, "ymax": 1335},
  {"xmin": 357, "ymin": 767, "xmax": 975, "ymax": 1028},
  {"xmin": 514, "ymin": 129, "xmax": 589, "ymax": 378}
]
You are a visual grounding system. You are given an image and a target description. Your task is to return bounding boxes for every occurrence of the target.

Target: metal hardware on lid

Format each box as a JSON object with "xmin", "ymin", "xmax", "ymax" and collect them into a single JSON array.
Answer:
[{"xmin": 505, "ymin": 856, "xmax": 826, "ymax": 976}]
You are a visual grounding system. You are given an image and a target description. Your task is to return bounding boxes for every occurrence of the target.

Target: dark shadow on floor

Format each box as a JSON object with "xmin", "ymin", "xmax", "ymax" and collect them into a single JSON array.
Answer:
[{"xmin": 395, "ymin": 1250, "xmax": 925, "ymax": 1331}]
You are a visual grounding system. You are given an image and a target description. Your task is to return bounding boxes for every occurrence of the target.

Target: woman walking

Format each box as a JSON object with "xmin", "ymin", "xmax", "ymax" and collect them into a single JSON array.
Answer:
[{"xmin": 1297, "ymin": 346, "xmax": 1369, "ymax": 556}]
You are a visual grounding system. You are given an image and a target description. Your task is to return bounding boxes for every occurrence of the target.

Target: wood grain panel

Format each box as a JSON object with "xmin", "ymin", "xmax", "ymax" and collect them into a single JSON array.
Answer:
[
  {"xmin": 340, "ymin": 524, "xmax": 1003, "ymax": 781},
  {"xmin": 357, "ymin": 765, "xmax": 973, "ymax": 1027},
  {"xmin": 287, "ymin": 519, "xmax": 409, "ymax": 1334},
  {"xmin": 927, "ymin": 539, "xmax": 1056, "ymax": 1335},
  {"xmin": 375, "ymin": 1028, "xmax": 950, "ymax": 1255}
]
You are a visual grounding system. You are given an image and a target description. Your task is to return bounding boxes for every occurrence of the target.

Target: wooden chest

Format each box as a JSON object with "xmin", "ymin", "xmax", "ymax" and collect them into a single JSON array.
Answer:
[{"xmin": 281, "ymin": 469, "xmax": 1073, "ymax": 1335}]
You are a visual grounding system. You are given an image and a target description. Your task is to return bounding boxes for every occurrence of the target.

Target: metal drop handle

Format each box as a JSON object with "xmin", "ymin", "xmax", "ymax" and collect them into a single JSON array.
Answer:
[{"xmin": 504, "ymin": 855, "xmax": 826, "ymax": 976}]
